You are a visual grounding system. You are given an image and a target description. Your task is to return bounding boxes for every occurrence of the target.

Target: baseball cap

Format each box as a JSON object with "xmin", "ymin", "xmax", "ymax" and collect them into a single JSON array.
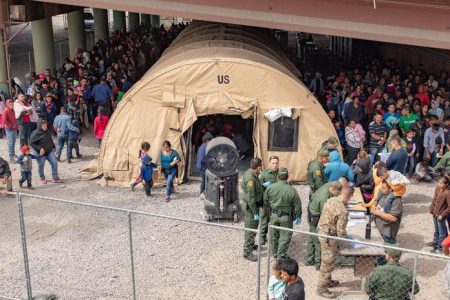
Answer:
[
  {"xmin": 279, "ymin": 167, "xmax": 288, "ymax": 176},
  {"xmin": 21, "ymin": 145, "xmax": 30, "ymax": 154},
  {"xmin": 327, "ymin": 136, "xmax": 339, "ymax": 146},
  {"xmin": 317, "ymin": 149, "xmax": 329, "ymax": 158},
  {"xmin": 385, "ymin": 247, "xmax": 402, "ymax": 259}
]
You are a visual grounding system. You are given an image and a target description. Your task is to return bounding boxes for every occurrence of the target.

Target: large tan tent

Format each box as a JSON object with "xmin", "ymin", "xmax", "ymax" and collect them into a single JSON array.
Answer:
[{"xmin": 96, "ymin": 21, "xmax": 337, "ymax": 185}]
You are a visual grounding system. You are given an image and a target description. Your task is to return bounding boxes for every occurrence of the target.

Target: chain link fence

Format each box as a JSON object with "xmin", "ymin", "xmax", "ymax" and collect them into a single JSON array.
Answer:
[
  {"xmin": 3, "ymin": 191, "xmax": 450, "ymax": 299},
  {"xmin": 268, "ymin": 225, "xmax": 450, "ymax": 299},
  {"xmin": 3, "ymin": 192, "xmax": 262, "ymax": 300}
]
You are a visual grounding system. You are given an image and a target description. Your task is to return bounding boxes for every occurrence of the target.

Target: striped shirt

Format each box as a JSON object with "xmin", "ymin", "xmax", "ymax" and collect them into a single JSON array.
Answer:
[{"xmin": 369, "ymin": 121, "xmax": 387, "ymax": 148}]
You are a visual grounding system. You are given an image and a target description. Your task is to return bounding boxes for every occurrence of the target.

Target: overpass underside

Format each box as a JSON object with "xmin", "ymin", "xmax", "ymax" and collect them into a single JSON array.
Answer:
[{"xmin": 32, "ymin": 0, "xmax": 450, "ymax": 50}]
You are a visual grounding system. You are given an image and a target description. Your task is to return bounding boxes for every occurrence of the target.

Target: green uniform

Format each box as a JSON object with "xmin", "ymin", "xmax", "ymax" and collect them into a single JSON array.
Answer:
[
  {"xmin": 241, "ymin": 169, "xmax": 263, "ymax": 256},
  {"xmin": 305, "ymin": 182, "xmax": 333, "ymax": 267},
  {"xmin": 307, "ymin": 160, "xmax": 327, "ymax": 196},
  {"xmin": 434, "ymin": 151, "xmax": 450, "ymax": 174},
  {"xmin": 365, "ymin": 261, "xmax": 420, "ymax": 299},
  {"xmin": 259, "ymin": 167, "xmax": 288, "ymax": 243},
  {"xmin": 317, "ymin": 196, "xmax": 348, "ymax": 293},
  {"xmin": 264, "ymin": 181, "xmax": 301, "ymax": 258}
]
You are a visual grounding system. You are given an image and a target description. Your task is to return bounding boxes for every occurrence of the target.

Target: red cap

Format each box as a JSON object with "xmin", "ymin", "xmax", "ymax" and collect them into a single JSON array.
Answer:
[{"xmin": 21, "ymin": 145, "xmax": 30, "ymax": 154}]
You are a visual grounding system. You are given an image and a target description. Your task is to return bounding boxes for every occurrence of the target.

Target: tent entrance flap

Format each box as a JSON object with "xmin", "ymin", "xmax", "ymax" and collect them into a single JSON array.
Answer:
[{"xmin": 189, "ymin": 114, "xmax": 255, "ymax": 178}]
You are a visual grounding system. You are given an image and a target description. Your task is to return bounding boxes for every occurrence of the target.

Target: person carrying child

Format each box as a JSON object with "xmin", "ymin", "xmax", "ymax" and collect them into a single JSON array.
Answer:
[
  {"xmin": 140, "ymin": 142, "xmax": 158, "ymax": 197},
  {"xmin": 16, "ymin": 145, "xmax": 39, "ymax": 189},
  {"xmin": 371, "ymin": 181, "xmax": 403, "ymax": 244},
  {"xmin": 267, "ymin": 259, "xmax": 287, "ymax": 300}
]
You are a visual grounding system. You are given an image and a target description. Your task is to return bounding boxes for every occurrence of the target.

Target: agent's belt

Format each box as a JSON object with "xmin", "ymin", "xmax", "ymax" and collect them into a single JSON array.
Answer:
[{"xmin": 272, "ymin": 209, "xmax": 290, "ymax": 217}]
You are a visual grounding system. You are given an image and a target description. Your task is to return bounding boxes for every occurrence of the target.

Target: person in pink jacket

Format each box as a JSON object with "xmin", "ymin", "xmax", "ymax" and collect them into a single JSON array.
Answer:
[{"xmin": 93, "ymin": 106, "xmax": 109, "ymax": 147}]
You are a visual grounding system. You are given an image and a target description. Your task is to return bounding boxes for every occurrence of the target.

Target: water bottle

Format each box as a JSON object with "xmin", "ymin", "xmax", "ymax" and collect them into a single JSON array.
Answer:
[{"xmin": 365, "ymin": 222, "xmax": 371, "ymax": 240}]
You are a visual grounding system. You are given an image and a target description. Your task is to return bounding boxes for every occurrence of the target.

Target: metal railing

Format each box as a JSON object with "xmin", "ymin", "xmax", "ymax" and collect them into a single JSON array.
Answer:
[
  {"xmin": 6, "ymin": 191, "xmax": 450, "ymax": 299},
  {"xmin": 266, "ymin": 224, "xmax": 450, "ymax": 299},
  {"xmin": 10, "ymin": 192, "xmax": 262, "ymax": 300}
]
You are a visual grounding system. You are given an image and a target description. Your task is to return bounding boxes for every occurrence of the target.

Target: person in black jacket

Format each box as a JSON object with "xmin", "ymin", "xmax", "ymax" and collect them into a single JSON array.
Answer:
[
  {"xmin": 0, "ymin": 156, "xmax": 12, "ymax": 192},
  {"xmin": 29, "ymin": 119, "xmax": 63, "ymax": 184},
  {"xmin": 279, "ymin": 258, "xmax": 305, "ymax": 300}
]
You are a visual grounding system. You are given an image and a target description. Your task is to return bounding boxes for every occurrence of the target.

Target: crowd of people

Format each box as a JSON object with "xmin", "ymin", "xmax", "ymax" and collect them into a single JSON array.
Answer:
[
  {"xmin": 305, "ymin": 57, "xmax": 450, "ymax": 180},
  {"xmin": 2, "ymin": 26, "xmax": 450, "ymax": 298},
  {"xmin": 0, "ymin": 23, "xmax": 186, "ymax": 189}
]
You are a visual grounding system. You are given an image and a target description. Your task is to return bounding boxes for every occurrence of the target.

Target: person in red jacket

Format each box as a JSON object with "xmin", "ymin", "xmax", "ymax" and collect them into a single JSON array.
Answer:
[
  {"xmin": 416, "ymin": 85, "xmax": 430, "ymax": 107},
  {"xmin": 93, "ymin": 106, "xmax": 109, "ymax": 147},
  {"xmin": 2, "ymin": 99, "xmax": 19, "ymax": 161}
]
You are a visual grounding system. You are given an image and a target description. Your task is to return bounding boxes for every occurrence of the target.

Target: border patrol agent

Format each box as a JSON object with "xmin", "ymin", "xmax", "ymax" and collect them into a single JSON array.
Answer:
[
  {"xmin": 241, "ymin": 157, "xmax": 263, "ymax": 262},
  {"xmin": 259, "ymin": 155, "xmax": 288, "ymax": 245},
  {"xmin": 305, "ymin": 181, "xmax": 343, "ymax": 269},
  {"xmin": 264, "ymin": 168, "xmax": 301, "ymax": 259},
  {"xmin": 307, "ymin": 149, "xmax": 329, "ymax": 199},
  {"xmin": 317, "ymin": 186, "xmax": 354, "ymax": 299},
  {"xmin": 321, "ymin": 136, "xmax": 339, "ymax": 152},
  {"xmin": 365, "ymin": 247, "xmax": 420, "ymax": 299}
]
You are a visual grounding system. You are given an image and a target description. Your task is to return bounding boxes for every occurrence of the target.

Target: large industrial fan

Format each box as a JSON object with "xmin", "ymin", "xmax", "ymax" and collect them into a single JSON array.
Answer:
[{"xmin": 204, "ymin": 137, "xmax": 241, "ymax": 222}]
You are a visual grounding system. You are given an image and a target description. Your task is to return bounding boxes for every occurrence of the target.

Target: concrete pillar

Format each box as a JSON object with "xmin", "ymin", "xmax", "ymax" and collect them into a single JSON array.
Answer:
[
  {"xmin": 94, "ymin": 8, "xmax": 109, "ymax": 42},
  {"xmin": 0, "ymin": 30, "xmax": 8, "ymax": 93},
  {"xmin": 348, "ymin": 38, "xmax": 353, "ymax": 61},
  {"xmin": 68, "ymin": 10, "xmax": 86, "ymax": 57},
  {"xmin": 150, "ymin": 15, "xmax": 160, "ymax": 28},
  {"xmin": 128, "ymin": 12, "xmax": 139, "ymax": 30},
  {"xmin": 113, "ymin": 10, "xmax": 126, "ymax": 31},
  {"xmin": 140, "ymin": 14, "xmax": 150, "ymax": 26},
  {"xmin": 31, "ymin": 17, "xmax": 55, "ymax": 74}
]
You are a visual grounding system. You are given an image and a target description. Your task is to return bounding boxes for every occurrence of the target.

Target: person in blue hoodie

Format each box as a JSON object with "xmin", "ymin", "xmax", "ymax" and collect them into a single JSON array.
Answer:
[
  {"xmin": 67, "ymin": 114, "xmax": 82, "ymax": 163},
  {"xmin": 324, "ymin": 150, "xmax": 354, "ymax": 182},
  {"xmin": 140, "ymin": 142, "xmax": 158, "ymax": 197}
]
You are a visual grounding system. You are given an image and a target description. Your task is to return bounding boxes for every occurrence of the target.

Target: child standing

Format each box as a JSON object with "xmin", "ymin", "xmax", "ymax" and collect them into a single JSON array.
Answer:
[
  {"xmin": 140, "ymin": 142, "xmax": 158, "ymax": 197},
  {"xmin": 93, "ymin": 106, "xmax": 109, "ymax": 147},
  {"xmin": 428, "ymin": 176, "xmax": 450, "ymax": 254},
  {"xmin": 16, "ymin": 145, "xmax": 38, "ymax": 189},
  {"xmin": 405, "ymin": 129, "xmax": 417, "ymax": 178},
  {"xmin": 267, "ymin": 260, "xmax": 286, "ymax": 300},
  {"xmin": 67, "ymin": 115, "xmax": 82, "ymax": 163},
  {"xmin": 130, "ymin": 144, "xmax": 148, "ymax": 191}
]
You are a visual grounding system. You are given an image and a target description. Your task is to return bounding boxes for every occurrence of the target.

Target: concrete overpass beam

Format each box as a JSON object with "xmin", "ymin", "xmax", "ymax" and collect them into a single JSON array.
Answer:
[
  {"xmin": 31, "ymin": 17, "xmax": 55, "ymax": 74},
  {"xmin": 150, "ymin": 15, "xmax": 160, "ymax": 28},
  {"xmin": 93, "ymin": 8, "xmax": 108, "ymax": 42},
  {"xmin": 0, "ymin": 30, "xmax": 8, "ymax": 93},
  {"xmin": 67, "ymin": 10, "xmax": 86, "ymax": 57},
  {"xmin": 128, "ymin": 12, "xmax": 139, "ymax": 30},
  {"xmin": 113, "ymin": 10, "xmax": 126, "ymax": 31},
  {"xmin": 140, "ymin": 14, "xmax": 150, "ymax": 26}
]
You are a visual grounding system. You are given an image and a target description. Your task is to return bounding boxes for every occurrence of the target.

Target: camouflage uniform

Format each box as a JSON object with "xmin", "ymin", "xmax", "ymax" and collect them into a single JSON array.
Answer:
[
  {"xmin": 317, "ymin": 196, "xmax": 348, "ymax": 294},
  {"xmin": 305, "ymin": 182, "xmax": 333, "ymax": 268},
  {"xmin": 264, "ymin": 179, "xmax": 301, "ymax": 258},
  {"xmin": 365, "ymin": 260, "xmax": 420, "ymax": 299},
  {"xmin": 259, "ymin": 167, "xmax": 288, "ymax": 243},
  {"xmin": 241, "ymin": 169, "xmax": 263, "ymax": 257}
]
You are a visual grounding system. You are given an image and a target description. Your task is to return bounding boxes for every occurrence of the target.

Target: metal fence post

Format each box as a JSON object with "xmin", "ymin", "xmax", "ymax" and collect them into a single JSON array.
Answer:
[
  {"xmin": 127, "ymin": 212, "xmax": 137, "ymax": 300},
  {"xmin": 410, "ymin": 253, "xmax": 418, "ymax": 300},
  {"xmin": 266, "ymin": 225, "xmax": 271, "ymax": 294},
  {"xmin": 256, "ymin": 227, "xmax": 261, "ymax": 300},
  {"xmin": 16, "ymin": 192, "xmax": 33, "ymax": 300}
]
